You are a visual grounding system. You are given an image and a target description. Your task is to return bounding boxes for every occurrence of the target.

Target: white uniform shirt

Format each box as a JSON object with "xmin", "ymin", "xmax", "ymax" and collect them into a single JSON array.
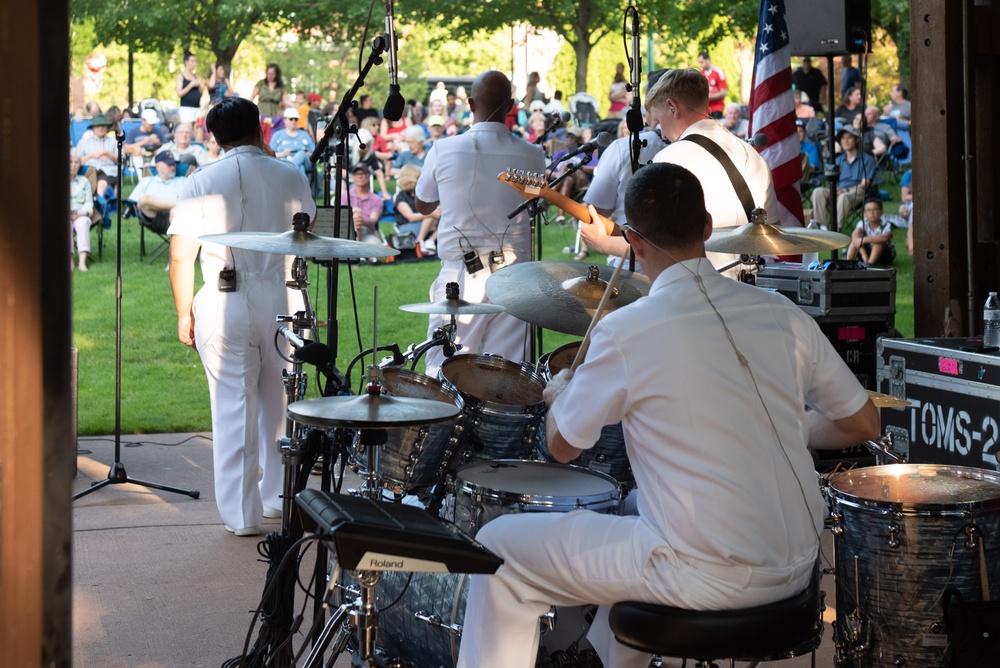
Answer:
[
  {"xmin": 168, "ymin": 145, "xmax": 316, "ymax": 279},
  {"xmin": 415, "ymin": 122, "xmax": 545, "ymax": 262},
  {"xmin": 131, "ymin": 174, "xmax": 187, "ymax": 202},
  {"xmin": 552, "ymin": 258, "xmax": 868, "ymax": 571}
]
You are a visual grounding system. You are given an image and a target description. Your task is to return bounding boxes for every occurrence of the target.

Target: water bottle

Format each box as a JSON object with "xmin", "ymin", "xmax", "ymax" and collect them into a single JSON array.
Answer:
[{"xmin": 984, "ymin": 292, "xmax": 1000, "ymax": 347}]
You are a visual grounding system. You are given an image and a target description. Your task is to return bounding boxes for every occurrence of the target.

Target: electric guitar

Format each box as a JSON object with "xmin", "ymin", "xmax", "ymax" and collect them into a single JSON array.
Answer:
[{"xmin": 497, "ymin": 170, "xmax": 619, "ymax": 236}]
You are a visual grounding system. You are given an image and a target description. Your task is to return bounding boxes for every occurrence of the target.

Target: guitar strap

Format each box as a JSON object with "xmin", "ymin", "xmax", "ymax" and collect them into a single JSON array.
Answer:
[{"xmin": 680, "ymin": 134, "xmax": 757, "ymax": 224}]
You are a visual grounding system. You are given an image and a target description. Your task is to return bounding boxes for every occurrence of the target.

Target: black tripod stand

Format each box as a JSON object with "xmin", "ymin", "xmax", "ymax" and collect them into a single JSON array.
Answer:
[{"xmin": 74, "ymin": 131, "xmax": 199, "ymax": 502}]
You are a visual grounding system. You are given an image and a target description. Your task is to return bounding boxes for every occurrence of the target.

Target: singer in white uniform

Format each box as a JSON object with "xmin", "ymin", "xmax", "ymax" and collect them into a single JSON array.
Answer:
[
  {"xmin": 455, "ymin": 163, "xmax": 880, "ymax": 668},
  {"xmin": 415, "ymin": 70, "xmax": 545, "ymax": 377},
  {"xmin": 168, "ymin": 98, "xmax": 316, "ymax": 536}
]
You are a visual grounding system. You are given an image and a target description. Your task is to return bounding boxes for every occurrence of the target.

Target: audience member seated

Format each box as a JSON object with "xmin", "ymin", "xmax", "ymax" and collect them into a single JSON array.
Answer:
[
  {"xmin": 797, "ymin": 120, "xmax": 822, "ymax": 185},
  {"xmin": 845, "ymin": 197, "xmax": 895, "ymax": 265},
  {"xmin": 899, "ymin": 169, "xmax": 914, "ymax": 255},
  {"xmin": 810, "ymin": 126, "xmax": 875, "ymax": 231},
  {"xmin": 426, "ymin": 115, "xmax": 446, "ymax": 143},
  {"xmin": 340, "ymin": 164, "xmax": 385, "ymax": 247},
  {"xmin": 351, "ymin": 128, "xmax": 391, "ymax": 201},
  {"xmin": 835, "ymin": 86, "xmax": 863, "ymax": 127},
  {"xmin": 393, "ymin": 165, "xmax": 440, "ymax": 254},
  {"xmin": 390, "ymin": 126, "xmax": 429, "ymax": 177},
  {"xmin": 69, "ymin": 154, "xmax": 94, "ymax": 272},
  {"xmin": 793, "ymin": 89, "xmax": 816, "ymax": 119},
  {"xmin": 74, "ymin": 112, "xmax": 118, "ymax": 196},
  {"xmin": 722, "ymin": 102, "xmax": 748, "ymax": 138},
  {"xmin": 203, "ymin": 135, "xmax": 224, "ymax": 164},
  {"xmin": 158, "ymin": 123, "xmax": 207, "ymax": 166},
  {"xmin": 359, "ymin": 116, "xmax": 393, "ymax": 170},
  {"xmin": 124, "ymin": 109, "xmax": 167, "ymax": 158},
  {"xmin": 857, "ymin": 106, "xmax": 901, "ymax": 157},
  {"xmin": 355, "ymin": 94, "xmax": 381, "ymax": 125},
  {"xmin": 548, "ymin": 126, "xmax": 597, "ymax": 259},
  {"xmin": 269, "ymin": 107, "xmax": 315, "ymax": 176},
  {"xmin": 130, "ymin": 151, "xmax": 186, "ymax": 230},
  {"xmin": 883, "ymin": 84, "xmax": 911, "ymax": 122}
]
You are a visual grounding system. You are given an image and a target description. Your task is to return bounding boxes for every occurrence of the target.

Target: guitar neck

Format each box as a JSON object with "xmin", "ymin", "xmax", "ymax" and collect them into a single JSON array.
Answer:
[{"xmin": 498, "ymin": 171, "xmax": 616, "ymax": 236}]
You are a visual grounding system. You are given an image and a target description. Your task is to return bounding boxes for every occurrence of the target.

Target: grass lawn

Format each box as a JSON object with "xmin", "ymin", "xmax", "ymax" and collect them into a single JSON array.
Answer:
[{"xmin": 73, "ymin": 193, "xmax": 914, "ymax": 435}]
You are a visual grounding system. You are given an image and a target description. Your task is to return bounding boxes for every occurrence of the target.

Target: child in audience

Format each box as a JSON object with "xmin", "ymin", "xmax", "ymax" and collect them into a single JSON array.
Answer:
[{"xmin": 846, "ymin": 197, "xmax": 895, "ymax": 265}]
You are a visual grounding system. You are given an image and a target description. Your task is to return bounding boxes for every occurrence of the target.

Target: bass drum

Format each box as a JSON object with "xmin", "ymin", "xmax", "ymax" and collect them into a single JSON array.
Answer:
[
  {"xmin": 827, "ymin": 464, "xmax": 1000, "ymax": 667},
  {"xmin": 370, "ymin": 460, "xmax": 620, "ymax": 667},
  {"xmin": 537, "ymin": 341, "xmax": 634, "ymax": 490}
]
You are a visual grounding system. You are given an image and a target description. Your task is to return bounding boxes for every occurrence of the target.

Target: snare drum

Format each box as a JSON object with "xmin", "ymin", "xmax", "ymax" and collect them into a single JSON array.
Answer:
[
  {"xmin": 826, "ymin": 464, "xmax": 1000, "ymax": 667},
  {"xmin": 351, "ymin": 368, "xmax": 462, "ymax": 494},
  {"xmin": 451, "ymin": 459, "xmax": 620, "ymax": 537},
  {"xmin": 370, "ymin": 459, "xmax": 619, "ymax": 667},
  {"xmin": 439, "ymin": 354, "xmax": 546, "ymax": 461},
  {"xmin": 537, "ymin": 341, "xmax": 635, "ymax": 490}
]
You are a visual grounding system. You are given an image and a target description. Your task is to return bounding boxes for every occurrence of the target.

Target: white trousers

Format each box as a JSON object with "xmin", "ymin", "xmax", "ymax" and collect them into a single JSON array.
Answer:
[
  {"xmin": 456, "ymin": 510, "xmax": 815, "ymax": 668},
  {"xmin": 194, "ymin": 276, "xmax": 300, "ymax": 530},
  {"xmin": 72, "ymin": 215, "xmax": 92, "ymax": 254},
  {"xmin": 424, "ymin": 255, "xmax": 529, "ymax": 378}
]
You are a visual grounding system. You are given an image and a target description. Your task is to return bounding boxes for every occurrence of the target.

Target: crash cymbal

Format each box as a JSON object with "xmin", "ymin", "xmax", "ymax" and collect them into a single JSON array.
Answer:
[
  {"xmin": 288, "ymin": 393, "xmax": 461, "ymax": 429},
  {"xmin": 200, "ymin": 229, "xmax": 399, "ymax": 259},
  {"xmin": 485, "ymin": 261, "xmax": 650, "ymax": 336},
  {"xmin": 867, "ymin": 390, "xmax": 912, "ymax": 409},
  {"xmin": 399, "ymin": 298, "xmax": 507, "ymax": 316},
  {"xmin": 706, "ymin": 221, "xmax": 850, "ymax": 255}
]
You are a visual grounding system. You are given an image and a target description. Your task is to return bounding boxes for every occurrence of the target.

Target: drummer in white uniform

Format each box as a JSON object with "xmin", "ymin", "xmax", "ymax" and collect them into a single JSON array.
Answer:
[
  {"xmin": 415, "ymin": 70, "xmax": 546, "ymax": 377},
  {"xmin": 455, "ymin": 162, "xmax": 880, "ymax": 668},
  {"xmin": 168, "ymin": 98, "xmax": 316, "ymax": 536}
]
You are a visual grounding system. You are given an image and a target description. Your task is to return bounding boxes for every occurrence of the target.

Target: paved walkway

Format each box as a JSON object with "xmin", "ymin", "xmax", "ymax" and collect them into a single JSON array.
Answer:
[{"xmin": 72, "ymin": 433, "xmax": 840, "ymax": 667}]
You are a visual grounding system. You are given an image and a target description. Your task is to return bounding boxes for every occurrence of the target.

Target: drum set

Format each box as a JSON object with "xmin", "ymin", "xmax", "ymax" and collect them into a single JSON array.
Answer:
[{"xmin": 206, "ymin": 214, "xmax": 1000, "ymax": 668}]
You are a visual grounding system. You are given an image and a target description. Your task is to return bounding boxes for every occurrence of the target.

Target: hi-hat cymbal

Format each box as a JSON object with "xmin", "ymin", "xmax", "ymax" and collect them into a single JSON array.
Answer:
[
  {"xmin": 706, "ymin": 221, "xmax": 850, "ymax": 255},
  {"xmin": 485, "ymin": 261, "xmax": 650, "ymax": 336},
  {"xmin": 867, "ymin": 390, "xmax": 912, "ymax": 409},
  {"xmin": 288, "ymin": 393, "xmax": 461, "ymax": 429},
  {"xmin": 200, "ymin": 230, "xmax": 399, "ymax": 259},
  {"xmin": 399, "ymin": 298, "xmax": 507, "ymax": 316}
]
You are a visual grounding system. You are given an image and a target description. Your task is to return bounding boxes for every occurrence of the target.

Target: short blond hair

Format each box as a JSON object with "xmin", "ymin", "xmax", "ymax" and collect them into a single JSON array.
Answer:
[
  {"xmin": 646, "ymin": 68, "xmax": 709, "ymax": 113},
  {"xmin": 396, "ymin": 164, "xmax": 421, "ymax": 192}
]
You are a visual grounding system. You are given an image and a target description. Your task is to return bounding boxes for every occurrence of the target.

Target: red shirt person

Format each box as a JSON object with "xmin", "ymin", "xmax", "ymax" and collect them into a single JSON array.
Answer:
[{"xmin": 697, "ymin": 51, "xmax": 728, "ymax": 117}]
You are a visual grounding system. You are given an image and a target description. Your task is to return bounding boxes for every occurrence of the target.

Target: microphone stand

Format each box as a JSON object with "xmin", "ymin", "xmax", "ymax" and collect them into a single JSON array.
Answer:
[
  {"xmin": 624, "ymin": 5, "xmax": 643, "ymax": 272},
  {"xmin": 310, "ymin": 34, "xmax": 389, "ymax": 362},
  {"xmin": 74, "ymin": 131, "xmax": 199, "ymax": 501}
]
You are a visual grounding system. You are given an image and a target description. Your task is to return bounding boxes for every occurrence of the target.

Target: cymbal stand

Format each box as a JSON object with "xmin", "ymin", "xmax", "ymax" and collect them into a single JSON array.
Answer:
[
  {"xmin": 716, "ymin": 254, "xmax": 766, "ymax": 284},
  {"xmin": 299, "ymin": 570, "xmax": 385, "ymax": 668},
  {"xmin": 74, "ymin": 129, "xmax": 199, "ymax": 502}
]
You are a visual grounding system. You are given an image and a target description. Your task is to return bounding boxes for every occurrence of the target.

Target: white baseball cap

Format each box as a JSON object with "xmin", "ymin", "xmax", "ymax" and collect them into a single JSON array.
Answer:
[
  {"xmin": 141, "ymin": 109, "xmax": 159, "ymax": 124},
  {"xmin": 283, "ymin": 107, "xmax": 300, "ymax": 120}
]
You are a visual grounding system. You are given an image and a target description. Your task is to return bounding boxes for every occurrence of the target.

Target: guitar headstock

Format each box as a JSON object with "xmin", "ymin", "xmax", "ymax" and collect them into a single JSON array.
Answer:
[{"xmin": 498, "ymin": 169, "xmax": 548, "ymax": 195}]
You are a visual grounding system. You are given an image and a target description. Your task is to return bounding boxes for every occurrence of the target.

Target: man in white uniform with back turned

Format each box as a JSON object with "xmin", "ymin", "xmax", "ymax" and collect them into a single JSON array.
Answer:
[
  {"xmin": 455, "ymin": 162, "xmax": 880, "ymax": 668},
  {"xmin": 168, "ymin": 98, "xmax": 316, "ymax": 536},
  {"xmin": 415, "ymin": 70, "xmax": 545, "ymax": 377}
]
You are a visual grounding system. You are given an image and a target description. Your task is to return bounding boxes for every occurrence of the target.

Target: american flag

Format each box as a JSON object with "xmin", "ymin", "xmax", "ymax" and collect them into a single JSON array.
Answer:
[{"xmin": 747, "ymin": 0, "xmax": 804, "ymax": 228}]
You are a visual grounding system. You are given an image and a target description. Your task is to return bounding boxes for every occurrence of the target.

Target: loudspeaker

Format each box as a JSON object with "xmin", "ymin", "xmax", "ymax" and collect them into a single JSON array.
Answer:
[{"xmin": 786, "ymin": 0, "xmax": 871, "ymax": 57}]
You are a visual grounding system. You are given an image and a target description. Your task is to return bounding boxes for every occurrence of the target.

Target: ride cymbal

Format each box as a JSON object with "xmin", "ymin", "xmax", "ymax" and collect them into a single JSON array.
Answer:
[
  {"xmin": 288, "ymin": 393, "xmax": 461, "ymax": 429},
  {"xmin": 485, "ymin": 261, "xmax": 650, "ymax": 336},
  {"xmin": 200, "ymin": 229, "xmax": 399, "ymax": 259},
  {"xmin": 706, "ymin": 221, "xmax": 850, "ymax": 255}
]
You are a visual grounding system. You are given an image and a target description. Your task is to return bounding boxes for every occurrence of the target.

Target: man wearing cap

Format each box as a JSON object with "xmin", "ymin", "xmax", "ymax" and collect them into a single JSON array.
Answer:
[
  {"xmin": 426, "ymin": 115, "xmax": 446, "ymax": 143},
  {"xmin": 341, "ymin": 163, "xmax": 384, "ymax": 245},
  {"xmin": 74, "ymin": 112, "xmax": 118, "ymax": 196},
  {"xmin": 124, "ymin": 109, "xmax": 167, "ymax": 157},
  {"xmin": 168, "ymin": 97, "xmax": 315, "ymax": 537},
  {"xmin": 129, "ymin": 151, "xmax": 186, "ymax": 228},
  {"xmin": 268, "ymin": 108, "xmax": 316, "ymax": 176},
  {"xmin": 810, "ymin": 125, "xmax": 876, "ymax": 231}
]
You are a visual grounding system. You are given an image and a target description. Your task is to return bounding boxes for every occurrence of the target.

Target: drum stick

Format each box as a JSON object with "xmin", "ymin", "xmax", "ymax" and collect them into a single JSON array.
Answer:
[{"xmin": 570, "ymin": 260, "xmax": 625, "ymax": 373}]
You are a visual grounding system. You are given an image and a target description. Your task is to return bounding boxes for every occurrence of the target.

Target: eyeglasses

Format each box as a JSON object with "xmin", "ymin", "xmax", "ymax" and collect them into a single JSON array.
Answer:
[{"xmin": 620, "ymin": 223, "xmax": 647, "ymax": 244}]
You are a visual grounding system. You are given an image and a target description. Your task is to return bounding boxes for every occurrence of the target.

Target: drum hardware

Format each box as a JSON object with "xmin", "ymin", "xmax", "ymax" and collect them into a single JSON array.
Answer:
[
  {"xmin": 485, "ymin": 261, "xmax": 650, "ymax": 336},
  {"xmin": 860, "ymin": 434, "xmax": 907, "ymax": 466}
]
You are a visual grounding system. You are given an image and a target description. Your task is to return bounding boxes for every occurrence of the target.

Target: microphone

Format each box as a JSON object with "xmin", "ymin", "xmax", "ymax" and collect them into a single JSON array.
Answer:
[
  {"xmin": 745, "ymin": 132, "xmax": 768, "ymax": 148},
  {"xmin": 278, "ymin": 326, "xmax": 306, "ymax": 350},
  {"xmin": 545, "ymin": 110, "xmax": 572, "ymax": 129},
  {"xmin": 382, "ymin": 0, "xmax": 404, "ymax": 121},
  {"xmin": 626, "ymin": 7, "xmax": 643, "ymax": 135},
  {"xmin": 562, "ymin": 131, "xmax": 613, "ymax": 160}
]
